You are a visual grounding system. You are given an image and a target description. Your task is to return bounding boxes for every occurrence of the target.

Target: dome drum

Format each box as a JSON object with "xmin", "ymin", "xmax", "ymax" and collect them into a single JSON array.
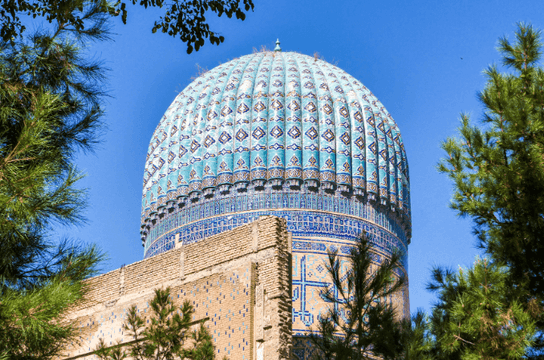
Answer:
[{"xmin": 140, "ymin": 179, "xmax": 411, "ymax": 244}]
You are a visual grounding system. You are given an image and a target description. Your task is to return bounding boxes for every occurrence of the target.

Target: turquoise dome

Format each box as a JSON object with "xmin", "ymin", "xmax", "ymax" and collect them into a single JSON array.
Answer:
[{"xmin": 140, "ymin": 50, "xmax": 411, "ymax": 254}]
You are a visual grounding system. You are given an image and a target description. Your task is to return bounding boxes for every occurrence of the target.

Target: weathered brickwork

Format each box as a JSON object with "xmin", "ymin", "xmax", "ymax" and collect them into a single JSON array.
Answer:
[{"xmin": 62, "ymin": 216, "xmax": 292, "ymax": 360}]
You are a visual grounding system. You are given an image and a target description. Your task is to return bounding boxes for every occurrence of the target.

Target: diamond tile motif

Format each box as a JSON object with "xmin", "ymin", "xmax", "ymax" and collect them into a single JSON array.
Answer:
[
  {"xmin": 304, "ymin": 102, "xmax": 317, "ymax": 113},
  {"xmin": 218, "ymin": 131, "xmax": 232, "ymax": 144},
  {"xmin": 287, "ymin": 100, "xmax": 300, "ymax": 111},
  {"xmin": 272, "ymin": 80, "xmax": 283, "ymax": 87},
  {"xmin": 168, "ymin": 151, "xmax": 176, "ymax": 163},
  {"xmin": 325, "ymin": 158, "xmax": 334, "ymax": 169},
  {"xmin": 190, "ymin": 140, "xmax": 201, "ymax": 153},
  {"xmin": 380, "ymin": 148, "xmax": 388, "ymax": 161},
  {"xmin": 286, "ymin": 144, "xmax": 301, "ymax": 150},
  {"xmin": 237, "ymin": 103, "xmax": 250, "ymax": 114},
  {"xmin": 340, "ymin": 132, "xmax": 350, "ymax": 145},
  {"xmin": 355, "ymin": 137, "xmax": 365, "ymax": 150},
  {"xmin": 354, "ymin": 111, "xmax": 363, "ymax": 121},
  {"xmin": 271, "ymin": 99, "xmax": 283, "ymax": 111},
  {"xmin": 252, "ymin": 127, "xmax": 266, "ymax": 140},
  {"xmin": 322, "ymin": 129, "xmax": 335, "ymax": 142},
  {"xmin": 235, "ymin": 129, "xmax": 248, "ymax": 142},
  {"xmin": 270, "ymin": 125, "xmax": 283, "ymax": 139},
  {"xmin": 304, "ymin": 82, "xmax": 314, "ymax": 89},
  {"xmin": 334, "ymin": 85, "xmax": 344, "ymax": 94},
  {"xmin": 254, "ymin": 101, "xmax": 266, "ymax": 112},
  {"xmin": 203, "ymin": 135, "xmax": 215, "ymax": 148},
  {"xmin": 323, "ymin": 104, "xmax": 333, "ymax": 115},
  {"xmin": 339, "ymin": 106, "xmax": 349, "ymax": 118},
  {"xmin": 221, "ymin": 105, "xmax": 233, "ymax": 117},
  {"xmin": 179, "ymin": 145, "xmax": 188, "ymax": 157},
  {"xmin": 288, "ymin": 155, "xmax": 300, "ymax": 166},
  {"xmin": 288, "ymin": 126, "xmax": 301, "ymax": 139},
  {"xmin": 305, "ymin": 127, "xmax": 318, "ymax": 140},
  {"xmin": 305, "ymin": 144, "xmax": 318, "ymax": 151}
]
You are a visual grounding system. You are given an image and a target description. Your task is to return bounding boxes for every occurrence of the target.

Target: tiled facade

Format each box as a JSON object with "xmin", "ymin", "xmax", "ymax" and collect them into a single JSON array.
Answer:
[{"xmin": 63, "ymin": 217, "xmax": 292, "ymax": 360}]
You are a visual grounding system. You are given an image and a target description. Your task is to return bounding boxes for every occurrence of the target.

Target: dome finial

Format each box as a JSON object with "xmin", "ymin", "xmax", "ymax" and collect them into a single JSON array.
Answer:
[{"xmin": 274, "ymin": 39, "xmax": 282, "ymax": 52}]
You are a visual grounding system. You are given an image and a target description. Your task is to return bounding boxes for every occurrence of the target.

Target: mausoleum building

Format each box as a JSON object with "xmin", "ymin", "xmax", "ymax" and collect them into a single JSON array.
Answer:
[{"xmin": 64, "ymin": 42, "xmax": 411, "ymax": 360}]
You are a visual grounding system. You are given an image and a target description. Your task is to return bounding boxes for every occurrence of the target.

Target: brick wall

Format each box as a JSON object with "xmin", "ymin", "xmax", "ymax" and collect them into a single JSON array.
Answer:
[{"xmin": 62, "ymin": 216, "xmax": 292, "ymax": 360}]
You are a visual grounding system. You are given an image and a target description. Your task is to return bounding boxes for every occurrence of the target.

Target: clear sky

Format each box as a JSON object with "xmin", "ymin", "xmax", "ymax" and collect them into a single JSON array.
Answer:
[{"xmin": 49, "ymin": 0, "xmax": 544, "ymax": 314}]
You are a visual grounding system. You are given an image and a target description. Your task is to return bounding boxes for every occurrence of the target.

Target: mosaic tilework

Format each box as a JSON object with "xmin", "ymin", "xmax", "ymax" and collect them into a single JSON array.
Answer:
[
  {"xmin": 290, "ymin": 241, "xmax": 409, "ymax": 334},
  {"xmin": 143, "ymin": 190, "xmax": 410, "ymax": 253},
  {"xmin": 141, "ymin": 51, "xmax": 411, "ymax": 236},
  {"xmin": 145, "ymin": 209, "xmax": 407, "ymax": 261}
]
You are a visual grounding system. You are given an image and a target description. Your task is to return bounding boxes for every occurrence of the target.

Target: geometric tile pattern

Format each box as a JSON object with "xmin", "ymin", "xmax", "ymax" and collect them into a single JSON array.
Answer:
[{"xmin": 142, "ymin": 51, "xmax": 411, "ymax": 226}]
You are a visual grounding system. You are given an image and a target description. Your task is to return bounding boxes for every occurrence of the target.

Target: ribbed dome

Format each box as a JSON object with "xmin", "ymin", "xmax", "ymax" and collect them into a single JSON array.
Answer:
[{"xmin": 141, "ymin": 50, "xmax": 411, "ymax": 249}]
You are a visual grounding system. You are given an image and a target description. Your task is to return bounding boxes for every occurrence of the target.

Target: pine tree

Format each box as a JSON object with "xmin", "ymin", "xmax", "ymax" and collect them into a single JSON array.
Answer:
[
  {"xmin": 309, "ymin": 233, "xmax": 408, "ymax": 360},
  {"xmin": 94, "ymin": 287, "xmax": 218, "ymax": 360},
  {"xmin": 0, "ymin": 0, "xmax": 109, "ymax": 357},
  {"xmin": 402, "ymin": 310, "xmax": 434, "ymax": 360},
  {"xmin": 438, "ymin": 22, "xmax": 544, "ymax": 309},
  {"xmin": 438, "ymin": 23, "xmax": 544, "ymax": 355},
  {"xmin": 427, "ymin": 258, "xmax": 536, "ymax": 360}
]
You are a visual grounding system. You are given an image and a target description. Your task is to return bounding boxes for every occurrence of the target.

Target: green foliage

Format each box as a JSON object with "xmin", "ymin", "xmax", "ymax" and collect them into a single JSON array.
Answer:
[
  {"xmin": 94, "ymin": 287, "xmax": 217, "ymax": 360},
  {"xmin": 0, "ymin": 0, "xmax": 254, "ymax": 54},
  {"xmin": 309, "ymin": 232, "xmax": 408, "ymax": 360},
  {"xmin": 438, "ymin": 22, "xmax": 544, "ymax": 302},
  {"xmin": 438, "ymin": 23, "xmax": 544, "ymax": 357},
  {"xmin": 402, "ymin": 310, "xmax": 434, "ymax": 360},
  {"xmin": 0, "ymin": 0, "xmax": 107, "ymax": 357},
  {"xmin": 0, "ymin": 272, "xmax": 92, "ymax": 359},
  {"xmin": 428, "ymin": 258, "xmax": 536, "ymax": 360}
]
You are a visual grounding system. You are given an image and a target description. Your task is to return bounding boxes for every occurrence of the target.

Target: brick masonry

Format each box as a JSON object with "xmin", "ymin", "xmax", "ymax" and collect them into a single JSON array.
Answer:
[{"xmin": 62, "ymin": 216, "xmax": 292, "ymax": 360}]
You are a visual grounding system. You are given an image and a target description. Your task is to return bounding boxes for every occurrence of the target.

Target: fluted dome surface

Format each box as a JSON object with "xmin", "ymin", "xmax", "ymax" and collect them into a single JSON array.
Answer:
[{"xmin": 142, "ymin": 51, "xmax": 410, "ymax": 224}]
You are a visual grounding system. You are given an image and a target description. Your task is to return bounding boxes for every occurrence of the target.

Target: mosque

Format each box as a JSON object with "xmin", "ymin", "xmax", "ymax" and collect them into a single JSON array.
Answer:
[{"xmin": 64, "ymin": 41, "xmax": 411, "ymax": 360}]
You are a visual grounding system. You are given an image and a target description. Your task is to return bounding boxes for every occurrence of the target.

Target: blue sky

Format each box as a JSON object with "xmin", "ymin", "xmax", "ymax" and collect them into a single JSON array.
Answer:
[{"xmin": 51, "ymin": 0, "xmax": 544, "ymax": 313}]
